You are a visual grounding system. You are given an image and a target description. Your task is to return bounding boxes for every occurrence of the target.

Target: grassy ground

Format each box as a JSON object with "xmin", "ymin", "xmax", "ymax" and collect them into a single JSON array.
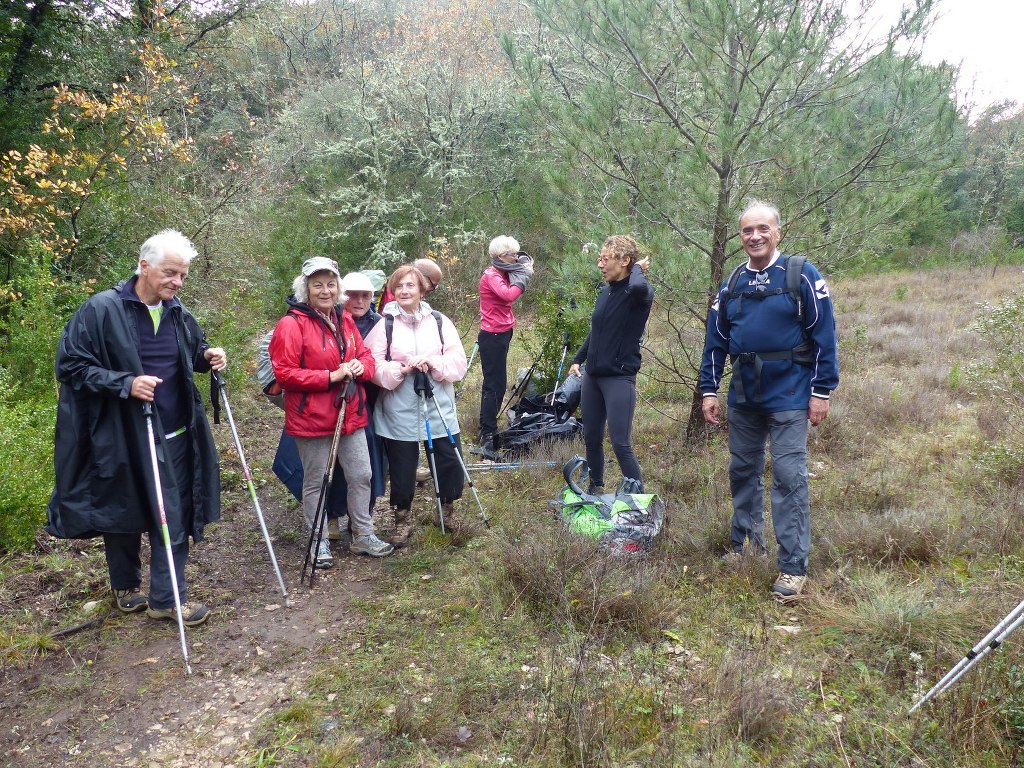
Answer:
[
  {"xmin": 4, "ymin": 264, "xmax": 1024, "ymax": 767},
  {"xmin": 239, "ymin": 265, "xmax": 1024, "ymax": 766}
]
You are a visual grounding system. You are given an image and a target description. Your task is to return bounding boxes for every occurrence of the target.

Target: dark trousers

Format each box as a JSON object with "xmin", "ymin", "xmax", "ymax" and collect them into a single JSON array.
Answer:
[
  {"xmin": 581, "ymin": 372, "xmax": 642, "ymax": 486},
  {"xmin": 383, "ymin": 434, "xmax": 464, "ymax": 510},
  {"xmin": 477, "ymin": 329, "xmax": 513, "ymax": 440},
  {"xmin": 104, "ymin": 433, "xmax": 192, "ymax": 610}
]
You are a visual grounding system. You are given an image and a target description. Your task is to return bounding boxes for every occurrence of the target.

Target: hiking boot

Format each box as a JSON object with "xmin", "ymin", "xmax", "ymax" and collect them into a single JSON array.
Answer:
[
  {"xmin": 586, "ymin": 482, "xmax": 605, "ymax": 496},
  {"xmin": 328, "ymin": 515, "xmax": 349, "ymax": 542},
  {"xmin": 721, "ymin": 546, "xmax": 768, "ymax": 568},
  {"xmin": 415, "ymin": 465, "xmax": 431, "ymax": 484},
  {"xmin": 771, "ymin": 573, "xmax": 807, "ymax": 602},
  {"xmin": 616, "ymin": 477, "xmax": 644, "ymax": 495},
  {"xmin": 350, "ymin": 533, "xmax": 395, "ymax": 558},
  {"xmin": 146, "ymin": 602, "xmax": 211, "ymax": 627},
  {"xmin": 310, "ymin": 539, "xmax": 335, "ymax": 569},
  {"xmin": 435, "ymin": 502, "xmax": 456, "ymax": 528},
  {"xmin": 391, "ymin": 509, "xmax": 413, "ymax": 549},
  {"xmin": 112, "ymin": 587, "xmax": 148, "ymax": 614}
]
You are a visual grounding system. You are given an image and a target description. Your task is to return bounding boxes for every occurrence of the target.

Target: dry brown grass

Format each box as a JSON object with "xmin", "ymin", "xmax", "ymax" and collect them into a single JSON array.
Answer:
[{"xmin": 498, "ymin": 522, "xmax": 679, "ymax": 640}]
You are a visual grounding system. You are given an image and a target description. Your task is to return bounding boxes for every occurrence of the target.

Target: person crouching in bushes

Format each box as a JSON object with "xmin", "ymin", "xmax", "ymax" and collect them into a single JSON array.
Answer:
[
  {"xmin": 477, "ymin": 235, "xmax": 534, "ymax": 454},
  {"xmin": 269, "ymin": 257, "xmax": 394, "ymax": 564},
  {"xmin": 363, "ymin": 264, "xmax": 468, "ymax": 546}
]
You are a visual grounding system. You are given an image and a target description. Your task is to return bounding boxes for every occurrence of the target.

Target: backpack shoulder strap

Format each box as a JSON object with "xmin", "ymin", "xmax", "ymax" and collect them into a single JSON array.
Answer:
[
  {"xmin": 385, "ymin": 314, "xmax": 395, "ymax": 362},
  {"xmin": 785, "ymin": 254, "xmax": 807, "ymax": 320},
  {"xmin": 724, "ymin": 263, "xmax": 746, "ymax": 299},
  {"xmin": 431, "ymin": 310, "xmax": 444, "ymax": 352},
  {"xmin": 385, "ymin": 311, "xmax": 444, "ymax": 362}
]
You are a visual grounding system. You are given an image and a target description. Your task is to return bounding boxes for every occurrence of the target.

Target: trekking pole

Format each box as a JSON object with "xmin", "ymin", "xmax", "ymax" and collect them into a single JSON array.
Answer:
[
  {"xmin": 909, "ymin": 598, "xmax": 1024, "ymax": 714},
  {"xmin": 549, "ymin": 333, "xmax": 570, "ymax": 407},
  {"xmin": 455, "ymin": 342, "xmax": 479, "ymax": 400},
  {"xmin": 465, "ymin": 460, "xmax": 559, "ymax": 472},
  {"xmin": 499, "ymin": 358, "xmax": 538, "ymax": 420},
  {"xmin": 212, "ymin": 372, "xmax": 288, "ymax": 600},
  {"xmin": 300, "ymin": 379, "xmax": 353, "ymax": 588},
  {"xmin": 413, "ymin": 373, "xmax": 448, "ymax": 534},
  {"xmin": 417, "ymin": 371, "xmax": 490, "ymax": 528},
  {"xmin": 141, "ymin": 402, "xmax": 192, "ymax": 675}
]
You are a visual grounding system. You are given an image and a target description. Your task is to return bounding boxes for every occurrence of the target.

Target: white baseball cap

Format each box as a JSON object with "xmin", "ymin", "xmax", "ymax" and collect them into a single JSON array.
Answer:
[{"xmin": 342, "ymin": 271, "xmax": 375, "ymax": 294}]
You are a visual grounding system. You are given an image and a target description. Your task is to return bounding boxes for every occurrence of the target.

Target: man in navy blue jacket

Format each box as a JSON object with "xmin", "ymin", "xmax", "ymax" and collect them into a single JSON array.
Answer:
[{"xmin": 699, "ymin": 201, "xmax": 839, "ymax": 602}]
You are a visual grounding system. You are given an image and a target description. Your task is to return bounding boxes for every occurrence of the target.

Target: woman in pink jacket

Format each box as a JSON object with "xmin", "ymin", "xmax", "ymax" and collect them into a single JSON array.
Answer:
[
  {"xmin": 269, "ymin": 257, "xmax": 394, "ymax": 565},
  {"xmin": 364, "ymin": 264, "xmax": 468, "ymax": 545},
  {"xmin": 477, "ymin": 236, "xmax": 534, "ymax": 452}
]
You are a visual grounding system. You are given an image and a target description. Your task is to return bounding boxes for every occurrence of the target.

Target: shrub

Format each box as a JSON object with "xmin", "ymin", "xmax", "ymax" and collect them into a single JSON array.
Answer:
[
  {"xmin": 498, "ymin": 522, "xmax": 678, "ymax": 640},
  {"xmin": 0, "ymin": 370, "xmax": 56, "ymax": 552},
  {"xmin": 0, "ymin": 241, "xmax": 93, "ymax": 400}
]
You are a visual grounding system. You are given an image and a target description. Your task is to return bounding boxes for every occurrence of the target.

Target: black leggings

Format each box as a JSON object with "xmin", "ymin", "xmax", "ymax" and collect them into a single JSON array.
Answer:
[
  {"xmin": 477, "ymin": 329, "xmax": 512, "ymax": 439},
  {"xmin": 383, "ymin": 434, "xmax": 465, "ymax": 510},
  {"xmin": 581, "ymin": 373, "xmax": 641, "ymax": 486}
]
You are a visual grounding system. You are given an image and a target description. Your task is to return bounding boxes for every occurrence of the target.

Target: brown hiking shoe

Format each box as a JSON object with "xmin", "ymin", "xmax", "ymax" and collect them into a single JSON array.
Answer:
[
  {"xmin": 112, "ymin": 587, "xmax": 148, "ymax": 614},
  {"xmin": 771, "ymin": 573, "xmax": 806, "ymax": 603},
  {"xmin": 146, "ymin": 602, "xmax": 211, "ymax": 627},
  {"xmin": 391, "ymin": 509, "xmax": 413, "ymax": 548}
]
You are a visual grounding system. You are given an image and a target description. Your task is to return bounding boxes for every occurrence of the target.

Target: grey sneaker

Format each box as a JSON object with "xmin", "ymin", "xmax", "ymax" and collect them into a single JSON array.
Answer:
[
  {"xmin": 350, "ymin": 533, "xmax": 395, "ymax": 558},
  {"xmin": 311, "ymin": 539, "xmax": 335, "ymax": 569},
  {"xmin": 146, "ymin": 602, "xmax": 211, "ymax": 626},
  {"xmin": 112, "ymin": 587, "xmax": 148, "ymax": 614},
  {"xmin": 771, "ymin": 573, "xmax": 807, "ymax": 602}
]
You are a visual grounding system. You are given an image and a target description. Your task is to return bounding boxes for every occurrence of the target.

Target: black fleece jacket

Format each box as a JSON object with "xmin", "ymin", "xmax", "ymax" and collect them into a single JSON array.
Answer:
[{"xmin": 572, "ymin": 264, "xmax": 654, "ymax": 377}]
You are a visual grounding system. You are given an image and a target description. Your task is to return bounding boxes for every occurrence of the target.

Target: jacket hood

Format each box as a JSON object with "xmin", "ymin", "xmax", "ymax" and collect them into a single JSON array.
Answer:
[{"xmin": 381, "ymin": 299, "xmax": 435, "ymax": 323}]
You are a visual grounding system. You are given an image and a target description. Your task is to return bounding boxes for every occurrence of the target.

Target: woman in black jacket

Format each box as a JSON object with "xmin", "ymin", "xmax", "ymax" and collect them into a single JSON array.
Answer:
[{"xmin": 567, "ymin": 236, "xmax": 653, "ymax": 494}]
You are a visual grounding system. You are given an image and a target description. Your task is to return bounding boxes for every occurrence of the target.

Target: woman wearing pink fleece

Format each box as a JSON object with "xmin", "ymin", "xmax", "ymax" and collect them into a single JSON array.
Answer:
[
  {"xmin": 364, "ymin": 264, "xmax": 468, "ymax": 545},
  {"xmin": 477, "ymin": 235, "xmax": 534, "ymax": 452}
]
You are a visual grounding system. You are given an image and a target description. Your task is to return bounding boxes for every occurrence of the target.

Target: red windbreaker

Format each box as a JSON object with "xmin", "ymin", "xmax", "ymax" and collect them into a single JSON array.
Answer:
[{"xmin": 269, "ymin": 304, "xmax": 375, "ymax": 438}]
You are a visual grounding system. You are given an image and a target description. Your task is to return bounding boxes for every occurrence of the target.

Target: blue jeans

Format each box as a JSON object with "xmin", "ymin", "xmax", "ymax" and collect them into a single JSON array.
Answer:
[{"xmin": 727, "ymin": 407, "xmax": 809, "ymax": 576}]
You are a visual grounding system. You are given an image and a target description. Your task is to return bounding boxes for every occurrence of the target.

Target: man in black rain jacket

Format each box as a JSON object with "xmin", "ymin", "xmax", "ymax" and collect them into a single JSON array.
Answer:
[{"xmin": 47, "ymin": 229, "xmax": 226, "ymax": 626}]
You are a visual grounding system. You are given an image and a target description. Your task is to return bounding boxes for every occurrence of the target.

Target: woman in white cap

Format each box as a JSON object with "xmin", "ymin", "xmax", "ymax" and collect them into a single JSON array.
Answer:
[{"xmin": 269, "ymin": 257, "xmax": 394, "ymax": 563}]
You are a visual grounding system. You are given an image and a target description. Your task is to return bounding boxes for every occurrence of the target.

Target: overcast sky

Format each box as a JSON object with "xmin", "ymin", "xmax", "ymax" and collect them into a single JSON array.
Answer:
[{"xmin": 871, "ymin": 0, "xmax": 1023, "ymax": 111}]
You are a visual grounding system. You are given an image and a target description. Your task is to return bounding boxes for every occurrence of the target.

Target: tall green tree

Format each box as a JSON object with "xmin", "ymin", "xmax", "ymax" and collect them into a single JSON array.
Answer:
[{"xmin": 506, "ymin": 0, "xmax": 961, "ymax": 431}]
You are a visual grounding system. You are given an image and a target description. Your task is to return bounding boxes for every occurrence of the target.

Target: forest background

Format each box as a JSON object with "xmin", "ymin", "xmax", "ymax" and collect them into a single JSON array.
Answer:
[{"xmin": 2, "ymin": 0, "xmax": 1024, "ymax": 765}]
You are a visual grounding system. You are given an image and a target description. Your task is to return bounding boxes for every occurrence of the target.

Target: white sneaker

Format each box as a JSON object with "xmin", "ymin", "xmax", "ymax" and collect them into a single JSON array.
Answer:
[
  {"xmin": 310, "ymin": 539, "xmax": 334, "ymax": 569},
  {"xmin": 350, "ymin": 533, "xmax": 395, "ymax": 558}
]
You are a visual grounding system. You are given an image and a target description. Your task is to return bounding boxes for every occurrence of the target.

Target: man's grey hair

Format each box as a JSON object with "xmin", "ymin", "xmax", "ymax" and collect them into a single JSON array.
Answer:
[
  {"xmin": 136, "ymin": 229, "xmax": 199, "ymax": 274},
  {"xmin": 739, "ymin": 200, "xmax": 782, "ymax": 228},
  {"xmin": 488, "ymin": 235, "xmax": 520, "ymax": 259}
]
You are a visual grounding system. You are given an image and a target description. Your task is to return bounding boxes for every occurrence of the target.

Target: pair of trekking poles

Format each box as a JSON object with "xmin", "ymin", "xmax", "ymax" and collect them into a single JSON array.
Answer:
[
  {"xmin": 141, "ymin": 371, "xmax": 288, "ymax": 675},
  {"xmin": 297, "ymin": 369, "xmax": 491, "ymax": 585}
]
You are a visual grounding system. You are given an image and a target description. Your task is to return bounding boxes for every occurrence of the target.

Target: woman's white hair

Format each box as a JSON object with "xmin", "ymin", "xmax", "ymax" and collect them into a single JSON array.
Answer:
[
  {"xmin": 292, "ymin": 272, "xmax": 344, "ymax": 304},
  {"xmin": 488, "ymin": 235, "xmax": 520, "ymax": 259},
  {"xmin": 136, "ymin": 229, "xmax": 198, "ymax": 274}
]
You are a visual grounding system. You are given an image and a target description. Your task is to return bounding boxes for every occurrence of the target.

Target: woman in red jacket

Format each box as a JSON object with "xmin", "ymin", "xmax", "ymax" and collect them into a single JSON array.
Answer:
[{"xmin": 269, "ymin": 257, "xmax": 394, "ymax": 565}]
